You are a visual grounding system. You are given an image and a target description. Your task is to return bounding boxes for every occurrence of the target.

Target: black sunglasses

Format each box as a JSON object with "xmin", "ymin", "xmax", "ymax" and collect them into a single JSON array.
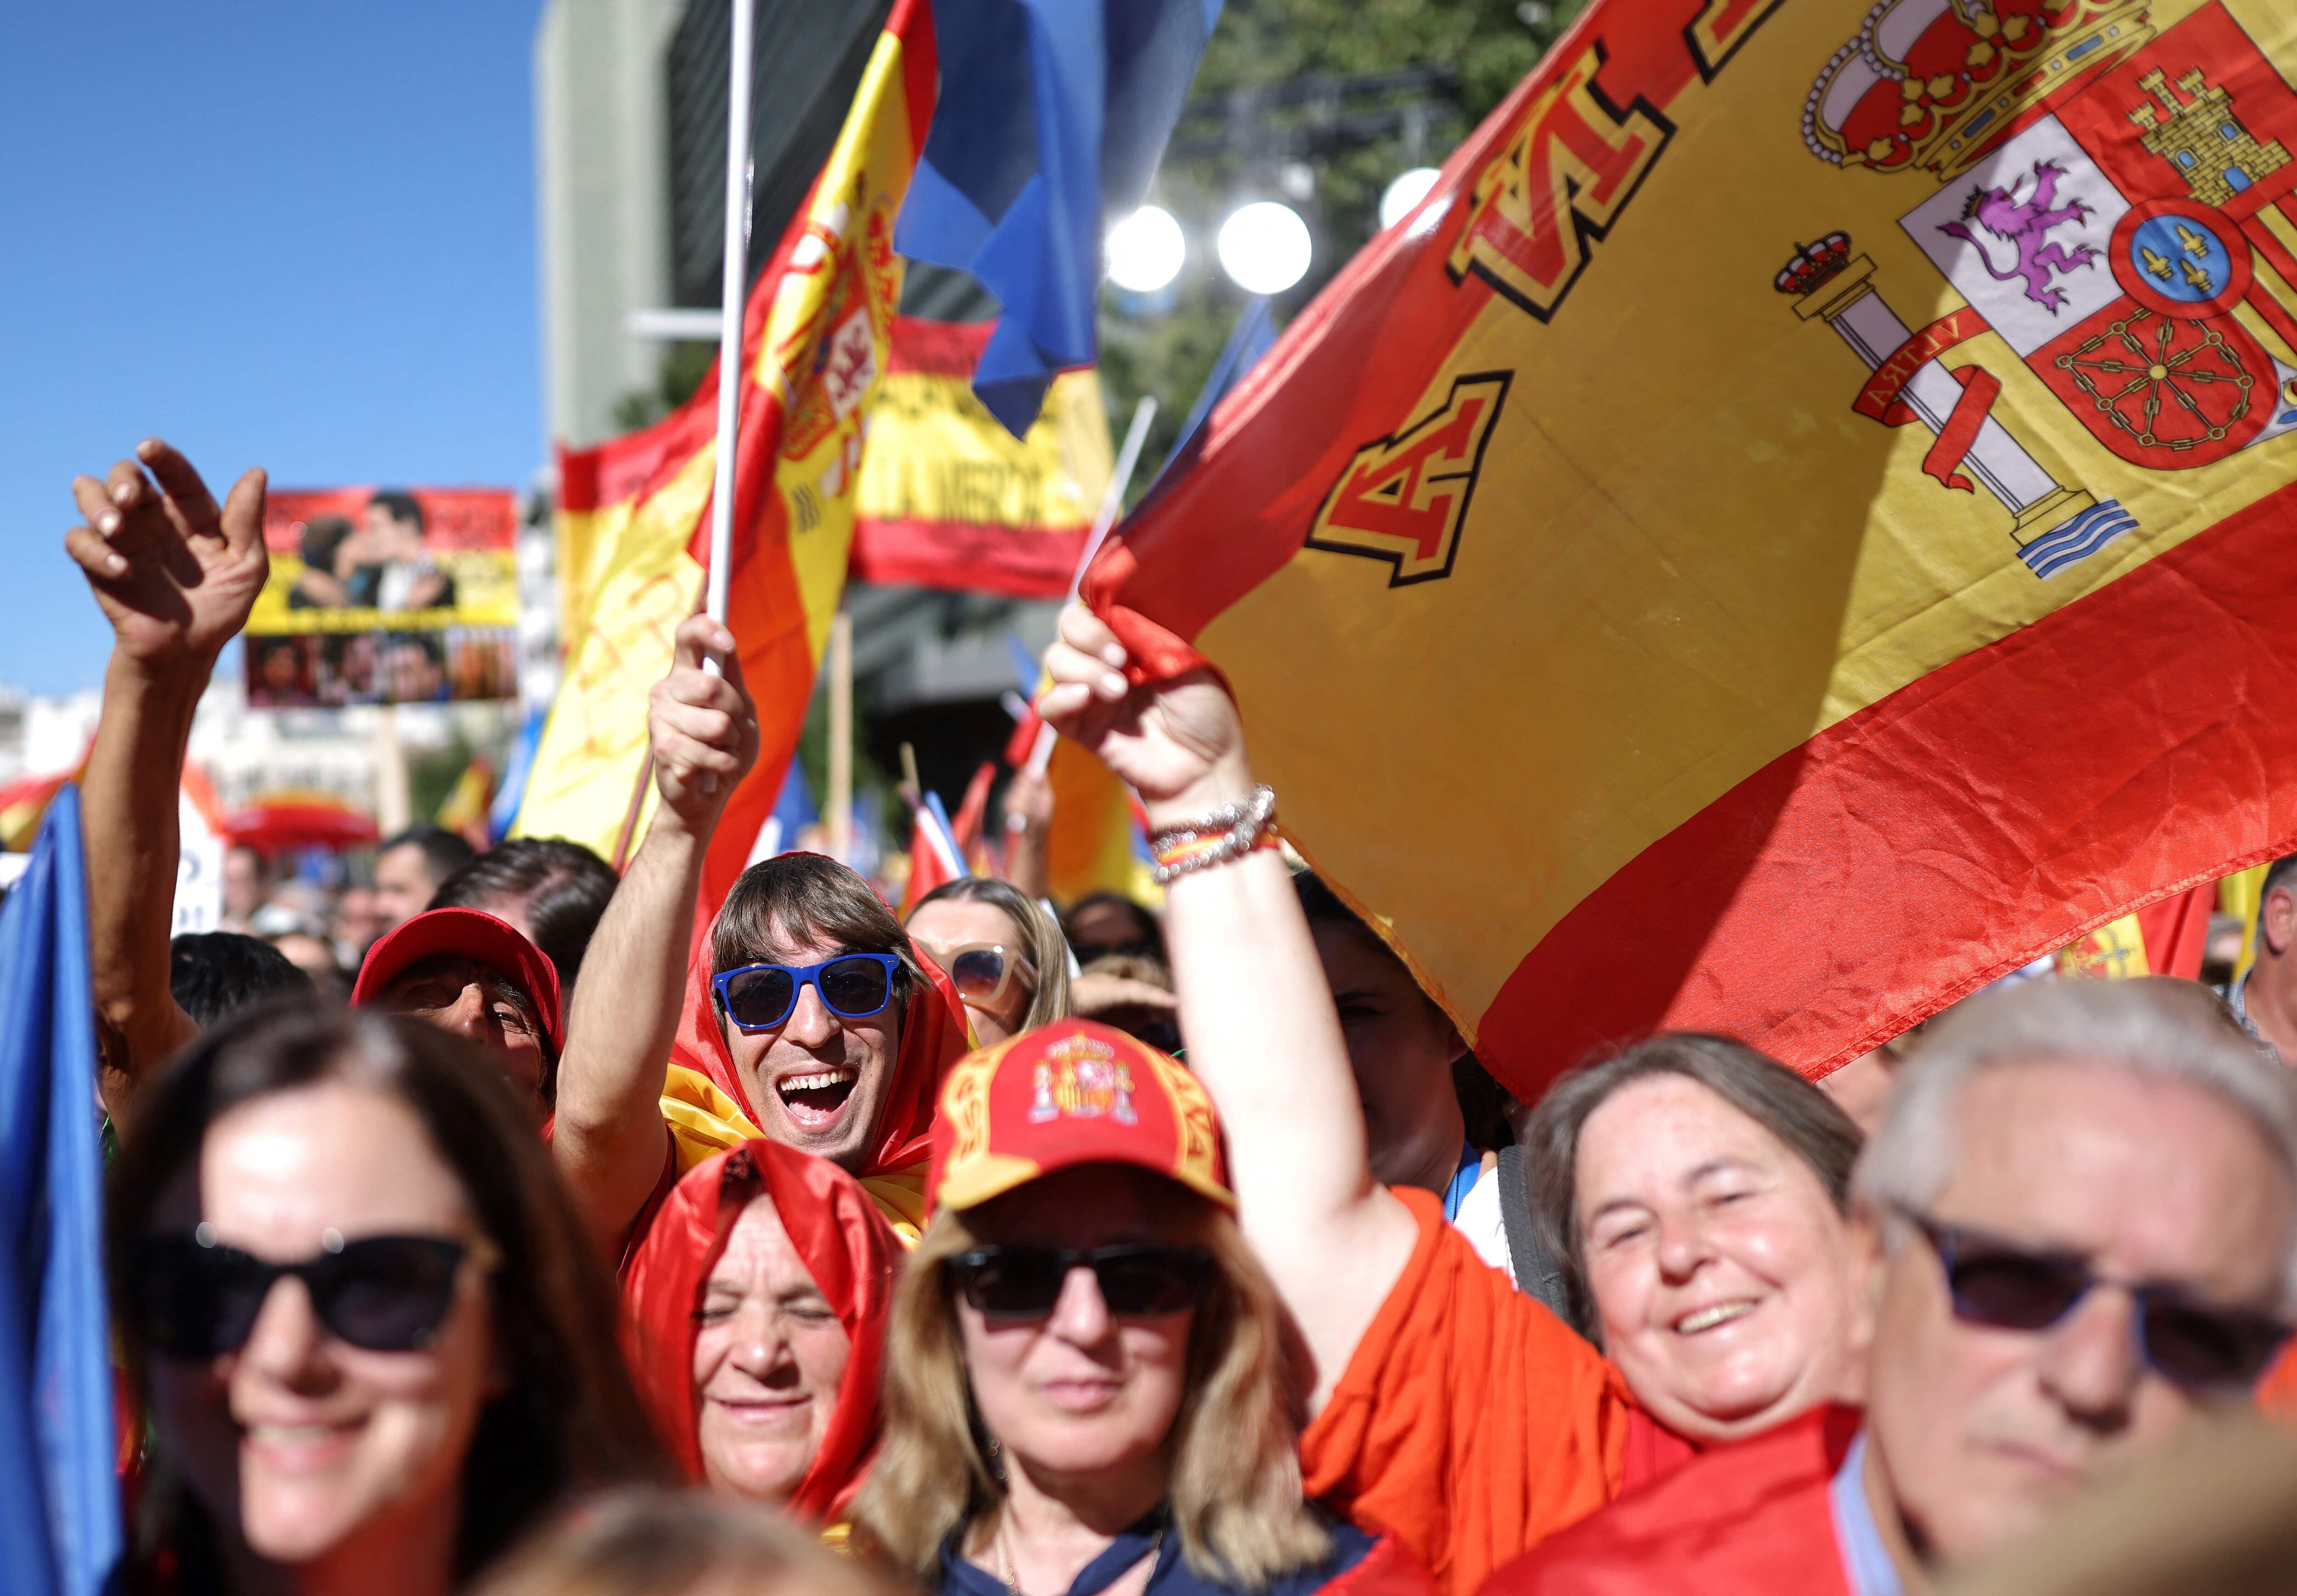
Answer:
[
  {"xmin": 131, "ymin": 1230, "xmax": 492, "ymax": 1357},
  {"xmin": 947, "ymin": 1244, "xmax": 1213, "ymax": 1321},
  {"xmin": 1902, "ymin": 1208, "xmax": 2291, "ymax": 1392}
]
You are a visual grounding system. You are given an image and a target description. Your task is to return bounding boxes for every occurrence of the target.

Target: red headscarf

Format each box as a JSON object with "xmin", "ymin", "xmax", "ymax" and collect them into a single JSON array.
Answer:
[
  {"xmin": 621, "ymin": 1139, "xmax": 903, "ymax": 1523},
  {"xmin": 668, "ymin": 864, "xmax": 973, "ymax": 1178}
]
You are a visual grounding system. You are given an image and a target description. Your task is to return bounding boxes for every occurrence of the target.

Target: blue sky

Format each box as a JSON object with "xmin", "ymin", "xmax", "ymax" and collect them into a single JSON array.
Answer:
[{"xmin": 0, "ymin": 2, "xmax": 547, "ymax": 694}]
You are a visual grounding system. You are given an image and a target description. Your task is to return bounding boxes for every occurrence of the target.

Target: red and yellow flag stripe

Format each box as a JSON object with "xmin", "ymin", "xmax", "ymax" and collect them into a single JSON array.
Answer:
[
  {"xmin": 518, "ymin": 0, "xmax": 938, "ymax": 910},
  {"xmin": 1088, "ymin": 0, "xmax": 2297, "ymax": 1098}
]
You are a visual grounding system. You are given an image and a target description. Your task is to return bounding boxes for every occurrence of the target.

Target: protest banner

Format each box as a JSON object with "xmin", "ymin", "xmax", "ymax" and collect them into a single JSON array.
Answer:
[
  {"xmin": 1086, "ymin": 0, "xmax": 2297, "ymax": 1098},
  {"xmin": 244, "ymin": 487, "xmax": 520, "ymax": 706},
  {"xmin": 852, "ymin": 316, "xmax": 1113, "ymax": 597}
]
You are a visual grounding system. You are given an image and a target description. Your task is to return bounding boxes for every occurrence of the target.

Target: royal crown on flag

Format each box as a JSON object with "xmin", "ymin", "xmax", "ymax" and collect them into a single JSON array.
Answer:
[
  {"xmin": 1802, "ymin": 0, "xmax": 2152, "ymax": 177},
  {"xmin": 1772, "ymin": 231, "xmax": 1854, "ymax": 295}
]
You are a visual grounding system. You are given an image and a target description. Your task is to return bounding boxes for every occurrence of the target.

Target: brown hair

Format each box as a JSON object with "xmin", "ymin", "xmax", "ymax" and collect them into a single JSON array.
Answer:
[
  {"xmin": 1523, "ymin": 1033, "xmax": 1863, "ymax": 1340},
  {"xmin": 910, "ymin": 875, "xmax": 1073, "ymax": 1032},
  {"xmin": 711, "ymin": 853, "xmax": 924, "ymax": 1010},
  {"xmin": 849, "ymin": 1177, "xmax": 1330, "ymax": 1587},
  {"xmin": 107, "ymin": 999, "xmax": 663, "ymax": 1590},
  {"xmin": 473, "ymin": 1487, "xmax": 899, "ymax": 1596}
]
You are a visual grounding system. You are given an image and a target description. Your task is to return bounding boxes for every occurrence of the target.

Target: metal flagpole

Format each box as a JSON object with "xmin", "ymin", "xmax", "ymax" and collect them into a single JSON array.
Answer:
[
  {"xmin": 1025, "ymin": 395, "xmax": 1158, "ymax": 777},
  {"xmin": 704, "ymin": 0, "xmax": 757, "ymax": 651}
]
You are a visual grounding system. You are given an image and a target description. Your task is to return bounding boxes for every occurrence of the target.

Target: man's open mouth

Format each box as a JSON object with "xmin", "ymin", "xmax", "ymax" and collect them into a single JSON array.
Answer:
[{"xmin": 775, "ymin": 1067, "xmax": 858, "ymax": 1129}]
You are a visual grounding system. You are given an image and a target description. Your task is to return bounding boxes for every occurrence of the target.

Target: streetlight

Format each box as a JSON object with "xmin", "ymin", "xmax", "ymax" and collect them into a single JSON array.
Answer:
[
  {"xmin": 1216, "ymin": 201, "xmax": 1312, "ymax": 295},
  {"xmin": 1106, "ymin": 204, "xmax": 1187, "ymax": 293},
  {"xmin": 1379, "ymin": 167, "xmax": 1442, "ymax": 230}
]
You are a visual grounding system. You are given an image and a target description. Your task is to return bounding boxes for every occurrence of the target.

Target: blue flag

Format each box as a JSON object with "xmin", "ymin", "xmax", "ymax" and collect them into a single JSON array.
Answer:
[
  {"xmin": 489, "ymin": 705, "xmax": 548, "ymax": 846},
  {"xmin": 896, "ymin": 0, "xmax": 1222, "ymax": 436},
  {"xmin": 0, "ymin": 785, "xmax": 122, "ymax": 1596}
]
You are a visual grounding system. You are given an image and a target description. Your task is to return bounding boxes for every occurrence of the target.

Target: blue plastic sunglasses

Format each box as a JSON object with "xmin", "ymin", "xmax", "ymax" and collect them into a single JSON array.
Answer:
[{"xmin": 711, "ymin": 953, "xmax": 900, "ymax": 1032}]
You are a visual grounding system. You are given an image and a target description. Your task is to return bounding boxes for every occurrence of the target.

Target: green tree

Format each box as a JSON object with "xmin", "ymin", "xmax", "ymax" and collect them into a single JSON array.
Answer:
[{"xmin": 1101, "ymin": 0, "xmax": 1583, "ymax": 486}]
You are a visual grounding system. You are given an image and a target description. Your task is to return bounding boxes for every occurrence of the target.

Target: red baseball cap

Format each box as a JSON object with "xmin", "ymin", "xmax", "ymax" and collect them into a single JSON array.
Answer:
[
  {"xmin": 928, "ymin": 1019, "xmax": 1231, "ymax": 1213},
  {"xmin": 351, "ymin": 907, "xmax": 564, "ymax": 1054}
]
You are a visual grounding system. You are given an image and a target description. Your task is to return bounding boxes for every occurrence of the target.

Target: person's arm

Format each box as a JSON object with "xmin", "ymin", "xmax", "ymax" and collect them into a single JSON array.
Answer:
[
  {"xmin": 998, "ymin": 765, "xmax": 1052, "ymax": 898},
  {"xmin": 552, "ymin": 615, "xmax": 758, "ymax": 1256},
  {"xmin": 1039, "ymin": 601, "xmax": 1416, "ymax": 1409},
  {"xmin": 62, "ymin": 442, "xmax": 271, "ymax": 1118}
]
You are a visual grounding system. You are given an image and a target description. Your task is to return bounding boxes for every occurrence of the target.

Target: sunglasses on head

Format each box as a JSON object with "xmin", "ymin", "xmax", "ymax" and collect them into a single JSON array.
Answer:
[
  {"xmin": 1901, "ymin": 1207, "xmax": 2291, "ymax": 1392},
  {"xmin": 921, "ymin": 942, "xmax": 1036, "ymax": 1009},
  {"xmin": 946, "ymin": 1244, "xmax": 1214, "ymax": 1321},
  {"xmin": 130, "ymin": 1228, "xmax": 493, "ymax": 1358},
  {"xmin": 712, "ymin": 953, "xmax": 900, "ymax": 1032}
]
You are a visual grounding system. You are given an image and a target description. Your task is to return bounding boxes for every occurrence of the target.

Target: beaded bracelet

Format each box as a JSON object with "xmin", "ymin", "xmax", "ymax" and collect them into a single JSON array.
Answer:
[{"xmin": 1148, "ymin": 784, "xmax": 1278, "ymax": 885}]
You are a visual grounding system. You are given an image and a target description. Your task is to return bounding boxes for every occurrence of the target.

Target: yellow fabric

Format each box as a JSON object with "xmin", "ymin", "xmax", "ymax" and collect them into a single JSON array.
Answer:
[
  {"xmin": 1191, "ymin": 0, "xmax": 2297, "ymax": 1037},
  {"xmin": 2225, "ymin": 863, "xmax": 2270, "ymax": 981},
  {"xmin": 749, "ymin": 23, "xmax": 928, "ymax": 667},
  {"xmin": 514, "ymin": 19, "xmax": 929, "ymax": 861},
  {"xmin": 512, "ymin": 448, "xmax": 712, "ymax": 858},
  {"xmin": 858, "ymin": 364, "xmax": 1114, "ymax": 535},
  {"xmin": 658, "ymin": 1064, "xmax": 923, "ymax": 1244},
  {"xmin": 2057, "ymin": 915, "xmax": 2151, "ymax": 980}
]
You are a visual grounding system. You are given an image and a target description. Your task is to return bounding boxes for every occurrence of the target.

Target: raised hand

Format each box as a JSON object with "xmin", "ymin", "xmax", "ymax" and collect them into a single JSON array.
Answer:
[
  {"xmin": 649, "ymin": 614, "xmax": 759, "ymax": 829},
  {"xmin": 62, "ymin": 440, "xmax": 268, "ymax": 671},
  {"xmin": 1037, "ymin": 601, "xmax": 1250, "ymax": 824}
]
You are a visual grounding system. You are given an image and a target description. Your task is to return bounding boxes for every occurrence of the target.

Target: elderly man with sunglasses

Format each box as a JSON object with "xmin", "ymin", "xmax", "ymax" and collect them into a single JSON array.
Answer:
[{"xmin": 1480, "ymin": 977, "xmax": 2297, "ymax": 1595}]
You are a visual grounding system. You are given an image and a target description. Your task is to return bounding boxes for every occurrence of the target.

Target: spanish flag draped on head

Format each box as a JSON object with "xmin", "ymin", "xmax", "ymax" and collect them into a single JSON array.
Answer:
[{"xmin": 621, "ymin": 1139, "xmax": 903, "ymax": 1526}]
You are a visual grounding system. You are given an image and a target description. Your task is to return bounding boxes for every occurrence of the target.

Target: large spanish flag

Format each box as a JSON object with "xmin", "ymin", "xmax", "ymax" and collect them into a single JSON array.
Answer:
[
  {"xmin": 518, "ymin": 0, "xmax": 937, "ymax": 906},
  {"xmin": 1088, "ymin": 0, "xmax": 2297, "ymax": 1098}
]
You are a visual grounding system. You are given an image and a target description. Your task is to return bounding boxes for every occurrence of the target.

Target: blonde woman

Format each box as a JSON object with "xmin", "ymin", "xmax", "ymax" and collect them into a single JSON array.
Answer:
[
  {"xmin": 851, "ymin": 1019, "xmax": 1434, "ymax": 1596},
  {"xmin": 905, "ymin": 877, "xmax": 1071, "ymax": 1046}
]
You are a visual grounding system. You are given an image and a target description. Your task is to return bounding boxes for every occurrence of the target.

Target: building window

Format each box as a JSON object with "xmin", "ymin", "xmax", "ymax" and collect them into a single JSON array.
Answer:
[
  {"xmin": 2227, "ymin": 167, "xmax": 2253, "ymax": 192},
  {"xmin": 2220, "ymin": 123, "xmax": 2240, "ymax": 141},
  {"xmin": 2178, "ymin": 150, "xmax": 2196, "ymax": 168}
]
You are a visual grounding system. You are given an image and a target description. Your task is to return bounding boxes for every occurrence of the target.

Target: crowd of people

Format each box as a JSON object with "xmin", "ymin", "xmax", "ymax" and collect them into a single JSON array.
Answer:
[{"xmin": 41, "ymin": 437, "xmax": 2297, "ymax": 1596}]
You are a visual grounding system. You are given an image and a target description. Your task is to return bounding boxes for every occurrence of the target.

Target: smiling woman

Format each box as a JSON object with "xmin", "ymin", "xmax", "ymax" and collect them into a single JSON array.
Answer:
[
  {"xmin": 851, "ymin": 1020, "xmax": 1438, "ymax": 1596},
  {"xmin": 1522, "ymin": 1036, "xmax": 1869, "ymax": 1449},
  {"xmin": 620, "ymin": 1139, "xmax": 903, "ymax": 1527},
  {"xmin": 105, "ymin": 1000, "xmax": 661, "ymax": 1596}
]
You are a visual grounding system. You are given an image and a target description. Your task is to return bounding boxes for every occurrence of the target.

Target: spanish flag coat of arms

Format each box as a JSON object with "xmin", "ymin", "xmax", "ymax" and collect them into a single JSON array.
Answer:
[{"xmin": 1089, "ymin": 0, "xmax": 2297, "ymax": 1099}]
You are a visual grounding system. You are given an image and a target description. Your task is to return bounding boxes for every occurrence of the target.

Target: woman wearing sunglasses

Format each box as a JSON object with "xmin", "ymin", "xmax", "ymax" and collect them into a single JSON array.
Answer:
[
  {"xmin": 621, "ymin": 1139, "xmax": 901, "ymax": 1526},
  {"xmin": 108, "ymin": 1001, "xmax": 661, "ymax": 1595},
  {"xmin": 852, "ymin": 1019, "xmax": 1435, "ymax": 1596},
  {"xmin": 905, "ymin": 878, "xmax": 1071, "ymax": 1047}
]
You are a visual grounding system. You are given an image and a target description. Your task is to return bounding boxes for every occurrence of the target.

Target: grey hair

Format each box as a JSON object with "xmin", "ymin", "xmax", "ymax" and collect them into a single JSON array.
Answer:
[{"xmin": 1854, "ymin": 978, "xmax": 2297, "ymax": 1310}]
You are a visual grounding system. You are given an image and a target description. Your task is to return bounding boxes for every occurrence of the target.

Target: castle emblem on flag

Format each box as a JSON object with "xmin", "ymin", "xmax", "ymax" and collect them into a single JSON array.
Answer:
[
  {"xmin": 1027, "ymin": 1032, "xmax": 1138, "ymax": 1126},
  {"xmin": 1784, "ymin": 0, "xmax": 2297, "ymax": 580},
  {"xmin": 1305, "ymin": 372, "xmax": 1511, "ymax": 585}
]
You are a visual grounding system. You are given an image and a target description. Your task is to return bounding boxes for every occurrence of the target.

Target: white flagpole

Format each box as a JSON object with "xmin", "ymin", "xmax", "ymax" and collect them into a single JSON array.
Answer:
[
  {"xmin": 703, "ymin": 0, "xmax": 757, "ymax": 658},
  {"xmin": 1026, "ymin": 395, "xmax": 1158, "ymax": 777}
]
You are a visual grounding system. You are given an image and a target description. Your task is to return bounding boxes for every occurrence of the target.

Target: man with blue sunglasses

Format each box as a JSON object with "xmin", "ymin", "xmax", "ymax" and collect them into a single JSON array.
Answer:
[{"xmin": 553, "ymin": 616, "xmax": 965, "ymax": 1257}]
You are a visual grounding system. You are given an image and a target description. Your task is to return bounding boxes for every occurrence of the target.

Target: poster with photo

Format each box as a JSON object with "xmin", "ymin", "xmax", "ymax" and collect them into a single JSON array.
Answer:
[{"xmin": 242, "ymin": 487, "xmax": 520, "ymax": 706}]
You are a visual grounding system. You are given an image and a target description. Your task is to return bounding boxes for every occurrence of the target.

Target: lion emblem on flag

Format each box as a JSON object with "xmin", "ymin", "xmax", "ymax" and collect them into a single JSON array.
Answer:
[{"xmin": 1939, "ymin": 160, "xmax": 2100, "ymax": 310}]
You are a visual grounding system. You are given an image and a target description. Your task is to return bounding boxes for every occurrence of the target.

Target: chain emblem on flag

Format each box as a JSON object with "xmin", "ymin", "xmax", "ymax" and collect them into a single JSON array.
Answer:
[{"xmin": 1305, "ymin": 372, "xmax": 1512, "ymax": 585}]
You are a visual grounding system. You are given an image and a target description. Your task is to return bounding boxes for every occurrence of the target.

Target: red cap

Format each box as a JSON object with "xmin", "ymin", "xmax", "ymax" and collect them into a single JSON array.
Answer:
[
  {"xmin": 928, "ymin": 1019, "xmax": 1231, "ymax": 1212},
  {"xmin": 351, "ymin": 908, "xmax": 564, "ymax": 1054}
]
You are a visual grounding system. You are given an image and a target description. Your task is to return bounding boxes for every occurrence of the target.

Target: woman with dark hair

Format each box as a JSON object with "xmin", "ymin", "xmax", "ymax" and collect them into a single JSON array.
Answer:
[
  {"xmin": 905, "ymin": 876, "xmax": 1071, "ymax": 1046},
  {"xmin": 850, "ymin": 1019, "xmax": 1435, "ymax": 1596},
  {"xmin": 108, "ymin": 1000, "xmax": 662, "ymax": 1595},
  {"xmin": 620, "ymin": 1140, "xmax": 901, "ymax": 1524},
  {"xmin": 1520, "ymin": 1034, "xmax": 1867, "ymax": 1460}
]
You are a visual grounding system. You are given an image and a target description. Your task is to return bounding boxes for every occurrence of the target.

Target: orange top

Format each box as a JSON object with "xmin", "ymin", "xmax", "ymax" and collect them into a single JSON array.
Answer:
[
  {"xmin": 1299, "ymin": 1189, "xmax": 1639, "ymax": 1596},
  {"xmin": 2258, "ymin": 1340, "xmax": 2297, "ymax": 1422}
]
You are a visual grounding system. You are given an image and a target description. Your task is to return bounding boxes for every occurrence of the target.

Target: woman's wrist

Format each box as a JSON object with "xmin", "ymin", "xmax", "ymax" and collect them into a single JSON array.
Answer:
[{"xmin": 1141, "ymin": 756, "xmax": 1256, "ymax": 835}]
